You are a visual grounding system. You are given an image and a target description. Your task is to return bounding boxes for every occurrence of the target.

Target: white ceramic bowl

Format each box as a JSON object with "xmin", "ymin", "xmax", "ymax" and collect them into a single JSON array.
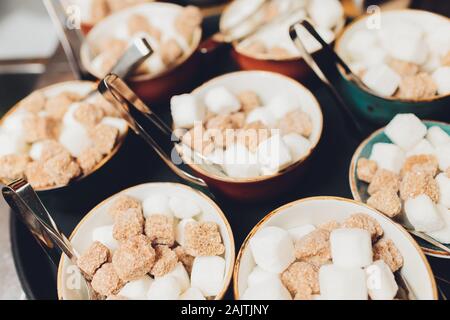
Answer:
[
  {"xmin": 234, "ymin": 196, "xmax": 438, "ymax": 300},
  {"xmin": 57, "ymin": 182, "xmax": 235, "ymax": 300}
]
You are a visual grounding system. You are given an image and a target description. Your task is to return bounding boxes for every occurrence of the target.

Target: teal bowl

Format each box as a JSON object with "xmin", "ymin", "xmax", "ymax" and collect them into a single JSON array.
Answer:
[
  {"xmin": 335, "ymin": 9, "xmax": 450, "ymax": 125},
  {"xmin": 349, "ymin": 120, "xmax": 450, "ymax": 258}
]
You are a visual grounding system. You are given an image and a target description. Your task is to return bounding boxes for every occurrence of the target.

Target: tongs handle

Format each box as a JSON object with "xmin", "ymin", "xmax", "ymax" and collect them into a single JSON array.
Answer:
[
  {"xmin": 98, "ymin": 74, "xmax": 208, "ymax": 189},
  {"xmin": 289, "ymin": 20, "xmax": 365, "ymax": 140},
  {"xmin": 2, "ymin": 179, "xmax": 76, "ymax": 266}
]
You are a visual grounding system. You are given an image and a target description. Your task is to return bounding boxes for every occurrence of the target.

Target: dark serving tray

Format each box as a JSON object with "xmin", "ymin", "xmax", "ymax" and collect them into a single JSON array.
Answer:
[{"xmin": 7, "ymin": 14, "xmax": 450, "ymax": 301}]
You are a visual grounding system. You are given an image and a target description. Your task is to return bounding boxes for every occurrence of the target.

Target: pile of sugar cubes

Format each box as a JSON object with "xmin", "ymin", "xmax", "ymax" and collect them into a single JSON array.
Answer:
[
  {"xmin": 237, "ymin": 0, "xmax": 343, "ymax": 59},
  {"xmin": 343, "ymin": 12, "xmax": 450, "ymax": 100},
  {"xmin": 170, "ymin": 85, "xmax": 315, "ymax": 178},
  {"xmin": 242, "ymin": 213, "xmax": 404, "ymax": 300},
  {"xmin": 90, "ymin": 6, "xmax": 202, "ymax": 77},
  {"xmin": 76, "ymin": 192, "xmax": 227, "ymax": 300},
  {"xmin": 357, "ymin": 113, "xmax": 450, "ymax": 243},
  {"xmin": 0, "ymin": 87, "xmax": 127, "ymax": 189}
]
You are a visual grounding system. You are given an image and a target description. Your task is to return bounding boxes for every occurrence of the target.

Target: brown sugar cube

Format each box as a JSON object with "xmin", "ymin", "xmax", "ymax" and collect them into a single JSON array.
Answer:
[
  {"xmin": 91, "ymin": 124, "xmax": 119, "ymax": 155},
  {"xmin": 113, "ymin": 208, "xmax": 144, "ymax": 241},
  {"xmin": 90, "ymin": 0, "xmax": 110, "ymax": 24},
  {"xmin": 175, "ymin": 6, "xmax": 202, "ymax": 42},
  {"xmin": 98, "ymin": 38, "xmax": 127, "ymax": 57},
  {"xmin": 401, "ymin": 154, "xmax": 439, "ymax": 177},
  {"xmin": 128, "ymin": 14, "xmax": 161, "ymax": 40},
  {"xmin": 150, "ymin": 245, "xmax": 178, "ymax": 277},
  {"xmin": 112, "ymin": 235, "xmax": 155, "ymax": 282},
  {"xmin": 93, "ymin": 95, "xmax": 121, "ymax": 118},
  {"xmin": 77, "ymin": 147, "xmax": 104, "ymax": 174},
  {"xmin": 368, "ymin": 169, "xmax": 400, "ymax": 195},
  {"xmin": 108, "ymin": 195, "xmax": 142, "ymax": 218},
  {"xmin": 294, "ymin": 229, "xmax": 331, "ymax": 266},
  {"xmin": 319, "ymin": 220, "xmax": 341, "ymax": 232},
  {"xmin": 107, "ymin": 295, "xmax": 128, "ymax": 300},
  {"xmin": 77, "ymin": 241, "xmax": 111, "ymax": 279},
  {"xmin": 39, "ymin": 140, "xmax": 71, "ymax": 162},
  {"xmin": 281, "ymin": 262, "xmax": 319, "ymax": 297},
  {"xmin": 25, "ymin": 161, "xmax": 54, "ymax": 189},
  {"xmin": 144, "ymin": 214, "xmax": 175, "ymax": 246},
  {"xmin": 387, "ymin": 58, "xmax": 419, "ymax": 77},
  {"xmin": 23, "ymin": 115, "xmax": 58, "ymax": 143},
  {"xmin": 446, "ymin": 167, "xmax": 450, "ymax": 178},
  {"xmin": 399, "ymin": 171, "xmax": 440, "ymax": 203},
  {"xmin": 293, "ymin": 283, "xmax": 313, "ymax": 300},
  {"xmin": 207, "ymin": 127, "xmax": 237, "ymax": 149},
  {"xmin": 19, "ymin": 91, "xmax": 46, "ymax": 113},
  {"xmin": 268, "ymin": 46, "xmax": 293, "ymax": 60},
  {"xmin": 373, "ymin": 238, "xmax": 403, "ymax": 272},
  {"xmin": 184, "ymin": 221, "xmax": 225, "ymax": 257},
  {"xmin": 238, "ymin": 91, "xmax": 261, "ymax": 114},
  {"xmin": 206, "ymin": 115, "xmax": 236, "ymax": 131},
  {"xmin": 367, "ymin": 189, "xmax": 402, "ymax": 218},
  {"xmin": 279, "ymin": 109, "xmax": 313, "ymax": 138},
  {"xmin": 342, "ymin": 213, "xmax": 383, "ymax": 242},
  {"xmin": 182, "ymin": 124, "xmax": 214, "ymax": 155},
  {"xmin": 74, "ymin": 102, "xmax": 104, "ymax": 128},
  {"xmin": 44, "ymin": 153, "xmax": 81, "ymax": 186},
  {"xmin": 174, "ymin": 246, "xmax": 194, "ymax": 274},
  {"xmin": 0, "ymin": 154, "xmax": 29, "ymax": 180},
  {"xmin": 91, "ymin": 263, "xmax": 123, "ymax": 296},
  {"xmin": 441, "ymin": 51, "xmax": 450, "ymax": 67},
  {"xmin": 357, "ymin": 158, "xmax": 378, "ymax": 183},
  {"xmin": 230, "ymin": 112, "xmax": 246, "ymax": 128},
  {"xmin": 45, "ymin": 92, "xmax": 80, "ymax": 120},
  {"xmin": 236, "ymin": 122, "xmax": 271, "ymax": 153},
  {"xmin": 160, "ymin": 39, "xmax": 183, "ymax": 66},
  {"xmin": 242, "ymin": 40, "xmax": 267, "ymax": 56},
  {"xmin": 397, "ymin": 73, "xmax": 438, "ymax": 101}
]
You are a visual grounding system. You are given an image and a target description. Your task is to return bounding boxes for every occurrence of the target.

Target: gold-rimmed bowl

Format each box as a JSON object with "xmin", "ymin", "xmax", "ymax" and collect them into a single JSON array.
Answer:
[
  {"xmin": 57, "ymin": 182, "xmax": 235, "ymax": 300},
  {"xmin": 81, "ymin": 2, "xmax": 203, "ymax": 104},
  {"xmin": 349, "ymin": 120, "xmax": 450, "ymax": 258},
  {"xmin": 181, "ymin": 70, "xmax": 324, "ymax": 201},
  {"xmin": 233, "ymin": 196, "xmax": 438, "ymax": 300}
]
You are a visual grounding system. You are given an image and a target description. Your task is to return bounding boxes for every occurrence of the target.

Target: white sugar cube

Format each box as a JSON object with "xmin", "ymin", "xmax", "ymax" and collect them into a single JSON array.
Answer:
[
  {"xmin": 388, "ymin": 35, "xmax": 428, "ymax": 65},
  {"xmin": 0, "ymin": 132, "xmax": 26, "ymax": 157},
  {"xmin": 171, "ymin": 94, "xmax": 205, "ymax": 129},
  {"xmin": 191, "ymin": 256, "xmax": 226, "ymax": 297},
  {"xmin": 319, "ymin": 264, "xmax": 368, "ymax": 300},
  {"xmin": 118, "ymin": 275, "xmax": 153, "ymax": 300},
  {"xmin": 179, "ymin": 287, "xmax": 206, "ymax": 300},
  {"xmin": 257, "ymin": 134, "xmax": 293, "ymax": 175},
  {"xmin": 436, "ymin": 173, "xmax": 450, "ymax": 208},
  {"xmin": 246, "ymin": 107, "xmax": 277, "ymax": 128},
  {"xmin": 206, "ymin": 147, "xmax": 225, "ymax": 165},
  {"xmin": 330, "ymin": 228, "xmax": 373, "ymax": 268},
  {"xmin": 405, "ymin": 195, "xmax": 444, "ymax": 232},
  {"xmin": 142, "ymin": 194, "xmax": 173, "ymax": 218},
  {"xmin": 406, "ymin": 139, "xmax": 435, "ymax": 157},
  {"xmin": 308, "ymin": 0, "xmax": 343, "ymax": 29},
  {"xmin": 242, "ymin": 278, "xmax": 292, "ymax": 300},
  {"xmin": 249, "ymin": 226, "xmax": 295, "ymax": 273},
  {"xmin": 247, "ymin": 266, "xmax": 280, "ymax": 288},
  {"xmin": 1, "ymin": 111, "xmax": 27, "ymax": 138},
  {"xmin": 101, "ymin": 117, "xmax": 128, "ymax": 135},
  {"xmin": 287, "ymin": 224, "xmax": 316, "ymax": 242},
  {"xmin": 92, "ymin": 225, "xmax": 118, "ymax": 251},
  {"xmin": 427, "ymin": 205, "xmax": 450, "ymax": 244},
  {"xmin": 176, "ymin": 218, "xmax": 196, "ymax": 246},
  {"xmin": 204, "ymin": 86, "xmax": 241, "ymax": 115},
  {"xmin": 362, "ymin": 64, "xmax": 401, "ymax": 97},
  {"xmin": 346, "ymin": 29, "xmax": 378, "ymax": 61},
  {"xmin": 436, "ymin": 143, "xmax": 450, "ymax": 171},
  {"xmin": 29, "ymin": 142, "xmax": 44, "ymax": 161},
  {"xmin": 432, "ymin": 67, "xmax": 450, "ymax": 96},
  {"xmin": 282, "ymin": 133, "xmax": 311, "ymax": 162},
  {"xmin": 145, "ymin": 54, "xmax": 165, "ymax": 75},
  {"xmin": 59, "ymin": 125, "xmax": 92, "ymax": 158},
  {"xmin": 146, "ymin": 276, "xmax": 181, "ymax": 300},
  {"xmin": 266, "ymin": 94, "xmax": 300, "ymax": 120},
  {"xmin": 169, "ymin": 196, "xmax": 201, "ymax": 219},
  {"xmin": 427, "ymin": 126, "xmax": 450, "ymax": 148},
  {"xmin": 385, "ymin": 114, "xmax": 427, "ymax": 150},
  {"xmin": 162, "ymin": 262, "xmax": 190, "ymax": 293},
  {"xmin": 223, "ymin": 143, "xmax": 260, "ymax": 178},
  {"xmin": 366, "ymin": 260, "xmax": 398, "ymax": 300},
  {"xmin": 370, "ymin": 143, "xmax": 405, "ymax": 174},
  {"xmin": 63, "ymin": 103, "xmax": 82, "ymax": 127},
  {"xmin": 363, "ymin": 47, "xmax": 387, "ymax": 67}
]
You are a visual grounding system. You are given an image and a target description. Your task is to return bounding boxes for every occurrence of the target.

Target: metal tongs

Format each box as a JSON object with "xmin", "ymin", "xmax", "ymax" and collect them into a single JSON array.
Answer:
[
  {"xmin": 2, "ymin": 179, "xmax": 95, "ymax": 300},
  {"xmin": 98, "ymin": 74, "xmax": 229, "ymax": 190}
]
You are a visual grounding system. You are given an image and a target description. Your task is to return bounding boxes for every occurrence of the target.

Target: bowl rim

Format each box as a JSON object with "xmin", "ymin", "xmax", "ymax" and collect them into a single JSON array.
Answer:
[
  {"xmin": 181, "ymin": 70, "xmax": 324, "ymax": 184},
  {"xmin": 80, "ymin": 2, "xmax": 203, "ymax": 82},
  {"xmin": 232, "ymin": 195, "xmax": 439, "ymax": 300},
  {"xmin": 56, "ymin": 182, "xmax": 236, "ymax": 300},
  {"xmin": 0, "ymin": 80, "xmax": 129, "ymax": 192},
  {"xmin": 349, "ymin": 119, "xmax": 450, "ymax": 258},
  {"xmin": 335, "ymin": 8, "xmax": 450, "ymax": 103}
]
